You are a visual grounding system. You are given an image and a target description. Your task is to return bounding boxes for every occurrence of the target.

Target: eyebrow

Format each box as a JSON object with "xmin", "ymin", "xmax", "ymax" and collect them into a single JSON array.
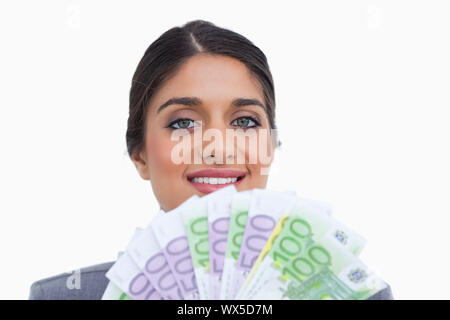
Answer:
[{"xmin": 156, "ymin": 96, "xmax": 265, "ymax": 113}]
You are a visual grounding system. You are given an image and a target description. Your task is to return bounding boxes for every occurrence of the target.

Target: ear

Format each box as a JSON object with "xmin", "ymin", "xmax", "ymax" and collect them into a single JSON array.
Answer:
[
  {"xmin": 276, "ymin": 138, "xmax": 282, "ymax": 148},
  {"xmin": 131, "ymin": 149, "xmax": 151, "ymax": 181}
]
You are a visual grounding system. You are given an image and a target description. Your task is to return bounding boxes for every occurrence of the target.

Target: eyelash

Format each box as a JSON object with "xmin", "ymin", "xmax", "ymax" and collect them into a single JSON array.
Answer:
[
  {"xmin": 230, "ymin": 116, "xmax": 261, "ymax": 128},
  {"xmin": 166, "ymin": 118, "xmax": 201, "ymax": 130},
  {"xmin": 166, "ymin": 116, "xmax": 261, "ymax": 130}
]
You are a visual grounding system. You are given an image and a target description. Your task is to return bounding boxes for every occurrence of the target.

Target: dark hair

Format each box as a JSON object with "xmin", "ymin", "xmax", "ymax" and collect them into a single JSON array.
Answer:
[{"xmin": 126, "ymin": 19, "xmax": 278, "ymax": 159}]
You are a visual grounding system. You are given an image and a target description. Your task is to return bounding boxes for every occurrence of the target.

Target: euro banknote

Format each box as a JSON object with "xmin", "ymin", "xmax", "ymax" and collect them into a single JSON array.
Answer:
[
  {"xmin": 105, "ymin": 229, "xmax": 163, "ymax": 300},
  {"xmin": 207, "ymin": 185, "xmax": 237, "ymax": 299},
  {"xmin": 102, "ymin": 187, "xmax": 388, "ymax": 300},
  {"xmin": 235, "ymin": 198, "xmax": 367, "ymax": 299}
]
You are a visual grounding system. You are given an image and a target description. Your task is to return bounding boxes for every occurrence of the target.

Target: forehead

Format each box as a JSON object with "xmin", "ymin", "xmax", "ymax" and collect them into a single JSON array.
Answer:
[{"xmin": 149, "ymin": 54, "xmax": 264, "ymax": 112}]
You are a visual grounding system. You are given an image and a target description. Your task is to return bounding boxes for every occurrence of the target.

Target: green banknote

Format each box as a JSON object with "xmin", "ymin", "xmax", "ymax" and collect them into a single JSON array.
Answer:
[
  {"xmin": 102, "ymin": 188, "xmax": 389, "ymax": 301},
  {"xmin": 101, "ymin": 280, "xmax": 132, "ymax": 300},
  {"xmin": 237, "ymin": 198, "xmax": 366, "ymax": 299},
  {"xmin": 245, "ymin": 236, "xmax": 386, "ymax": 300}
]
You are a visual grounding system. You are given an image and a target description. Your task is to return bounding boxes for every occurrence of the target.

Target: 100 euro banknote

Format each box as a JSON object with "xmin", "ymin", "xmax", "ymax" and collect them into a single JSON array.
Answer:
[
  {"xmin": 101, "ymin": 280, "xmax": 131, "ymax": 300},
  {"xmin": 244, "ymin": 236, "xmax": 386, "ymax": 300},
  {"xmin": 236, "ymin": 198, "xmax": 367, "ymax": 299}
]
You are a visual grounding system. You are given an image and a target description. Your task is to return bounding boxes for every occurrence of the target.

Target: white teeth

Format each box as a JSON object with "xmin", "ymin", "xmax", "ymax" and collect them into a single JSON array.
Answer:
[{"xmin": 191, "ymin": 177, "xmax": 239, "ymax": 184}]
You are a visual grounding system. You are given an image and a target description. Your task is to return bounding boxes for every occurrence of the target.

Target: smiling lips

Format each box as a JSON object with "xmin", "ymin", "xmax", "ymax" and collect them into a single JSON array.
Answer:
[{"xmin": 187, "ymin": 169, "xmax": 246, "ymax": 194}]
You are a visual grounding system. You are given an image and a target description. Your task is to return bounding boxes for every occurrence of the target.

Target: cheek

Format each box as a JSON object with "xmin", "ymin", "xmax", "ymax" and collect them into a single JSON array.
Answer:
[
  {"xmin": 146, "ymin": 130, "xmax": 183, "ymax": 179},
  {"xmin": 245, "ymin": 131, "xmax": 274, "ymax": 188},
  {"xmin": 242, "ymin": 163, "xmax": 269, "ymax": 191},
  {"xmin": 248, "ymin": 130, "xmax": 274, "ymax": 165},
  {"xmin": 236, "ymin": 130, "xmax": 274, "ymax": 162}
]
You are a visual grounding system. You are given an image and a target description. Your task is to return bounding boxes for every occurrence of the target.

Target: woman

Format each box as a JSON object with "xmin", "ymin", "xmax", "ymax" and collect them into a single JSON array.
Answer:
[{"xmin": 29, "ymin": 19, "xmax": 393, "ymax": 300}]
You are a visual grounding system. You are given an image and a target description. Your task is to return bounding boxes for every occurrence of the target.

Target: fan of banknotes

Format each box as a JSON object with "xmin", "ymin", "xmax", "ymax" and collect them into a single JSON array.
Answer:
[{"xmin": 102, "ymin": 185, "xmax": 388, "ymax": 300}]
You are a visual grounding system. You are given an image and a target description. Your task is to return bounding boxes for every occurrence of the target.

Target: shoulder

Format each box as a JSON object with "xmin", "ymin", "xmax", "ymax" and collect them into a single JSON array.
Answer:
[{"xmin": 29, "ymin": 261, "xmax": 115, "ymax": 300}]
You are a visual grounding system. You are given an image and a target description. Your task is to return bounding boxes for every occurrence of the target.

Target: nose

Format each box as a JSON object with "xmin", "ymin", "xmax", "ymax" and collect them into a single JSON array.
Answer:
[
  {"xmin": 197, "ymin": 121, "xmax": 236, "ymax": 165},
  {"xmin": 203, "ymin": 146, "xmax": 235, "ymax": 165}
]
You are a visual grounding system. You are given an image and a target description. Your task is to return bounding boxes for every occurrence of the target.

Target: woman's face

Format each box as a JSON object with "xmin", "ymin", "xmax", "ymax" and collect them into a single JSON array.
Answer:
[{"xmin": 131, "ymin": 54, "xmax": 275, "ymax": 212}]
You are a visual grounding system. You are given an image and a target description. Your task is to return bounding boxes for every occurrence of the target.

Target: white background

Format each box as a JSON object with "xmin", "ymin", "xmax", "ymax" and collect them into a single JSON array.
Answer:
[{"xmin": 0, "ymin": 0, "xmax": 449, "ymax": 299}]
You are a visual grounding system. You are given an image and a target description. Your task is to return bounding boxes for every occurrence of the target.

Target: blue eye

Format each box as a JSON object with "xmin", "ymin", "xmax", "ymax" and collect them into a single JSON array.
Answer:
[
  {"xmin": 167, "ymin": 118, "xmax": 200, "ymax": 129},
  {"xmin": 231, "ymin": 116, "xmax": 260, "ymax": 128}
]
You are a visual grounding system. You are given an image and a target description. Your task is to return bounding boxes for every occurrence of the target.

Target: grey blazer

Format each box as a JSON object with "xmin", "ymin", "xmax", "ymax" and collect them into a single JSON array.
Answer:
[{"xmin": 28, "ymin": 261, "xmax": 394, "ymax": 300}]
